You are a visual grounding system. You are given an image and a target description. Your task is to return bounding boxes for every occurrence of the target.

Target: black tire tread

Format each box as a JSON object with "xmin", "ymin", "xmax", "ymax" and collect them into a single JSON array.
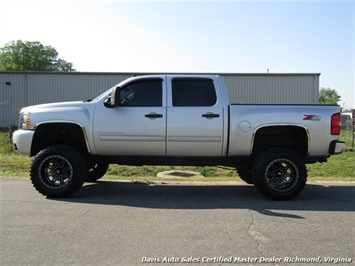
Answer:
[
  {"xmin": 252, "ymin": 148, "xmax": 307, "ymax": 200},
  {"xmin": 237, "ymin": 168, "xmax": 254, "ymax": 184},
  {"xmin": 30, "ymin": 145, "xmax": 87, "ymax": 197}
]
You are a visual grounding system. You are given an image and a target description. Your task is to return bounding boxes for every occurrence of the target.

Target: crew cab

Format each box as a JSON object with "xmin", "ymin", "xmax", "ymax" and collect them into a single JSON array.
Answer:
[{"xmin": 13, "ymin": 75, "xmax": 346, "ymax": 200}]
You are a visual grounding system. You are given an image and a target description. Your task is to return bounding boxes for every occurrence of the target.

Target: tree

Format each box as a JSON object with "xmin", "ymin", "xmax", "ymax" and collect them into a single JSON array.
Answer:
[
  {"xmin": 0, "ymin": 40, "xmax": 75, "ymax": 72},
  {"xmin": 319, "ymin": 87, "xmax": 341, "ymax": 105}
]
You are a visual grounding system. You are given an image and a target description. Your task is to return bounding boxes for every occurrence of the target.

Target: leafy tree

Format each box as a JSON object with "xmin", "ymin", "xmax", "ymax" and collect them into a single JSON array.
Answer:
[
  {"xmin": 0, "ymin": 40, "xmax": 75, "ymax": 72},
  {"xmin": 319, "ymin": 87, "xmax": 341, "ymax": 105}
]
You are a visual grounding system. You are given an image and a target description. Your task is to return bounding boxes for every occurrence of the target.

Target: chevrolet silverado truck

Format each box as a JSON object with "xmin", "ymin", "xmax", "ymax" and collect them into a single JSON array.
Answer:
[{"xmin": 12, "ymin": 75, "xmax": 346, "ymax": 200}]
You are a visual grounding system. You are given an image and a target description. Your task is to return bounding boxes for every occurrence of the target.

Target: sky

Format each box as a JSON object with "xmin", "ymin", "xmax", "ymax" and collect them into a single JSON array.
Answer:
[{"xmin": 0, "ymin": 0, "xmax": 354, "ymax": 109}]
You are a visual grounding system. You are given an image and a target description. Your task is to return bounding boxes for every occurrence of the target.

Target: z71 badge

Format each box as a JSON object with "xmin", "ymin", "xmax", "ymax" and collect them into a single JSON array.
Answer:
[{"xmin": 303, "ymin": 115, "xmax": 321, "ymax": 121}]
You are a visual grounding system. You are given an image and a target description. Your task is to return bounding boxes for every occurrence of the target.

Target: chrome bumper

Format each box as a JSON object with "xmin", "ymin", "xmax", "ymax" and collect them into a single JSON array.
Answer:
[{"xmin": 329, "ymin": 140, "xmax": 346, "ymax": 155}]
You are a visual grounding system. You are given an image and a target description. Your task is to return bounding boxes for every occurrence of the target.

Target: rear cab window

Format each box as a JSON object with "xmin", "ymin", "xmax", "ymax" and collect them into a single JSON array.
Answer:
[{"xmin": 172, "ymin": 78, "xmax": 217, "ymax": 106}]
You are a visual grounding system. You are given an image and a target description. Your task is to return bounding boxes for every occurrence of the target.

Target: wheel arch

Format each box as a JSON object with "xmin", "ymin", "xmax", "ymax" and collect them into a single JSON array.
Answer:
[
  {"xmin": 31, "ymin": 122, "xmax": 90, "ymax": 156},
  {"xmin": 251, "ymin": 124, "xmax": 310, "ymax": 158}
]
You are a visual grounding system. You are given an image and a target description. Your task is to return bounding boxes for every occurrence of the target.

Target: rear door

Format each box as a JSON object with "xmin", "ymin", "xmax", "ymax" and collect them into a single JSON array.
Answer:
[{"xmin": 166, "ymin": 77, "xmax": 224, "ymax": 156}]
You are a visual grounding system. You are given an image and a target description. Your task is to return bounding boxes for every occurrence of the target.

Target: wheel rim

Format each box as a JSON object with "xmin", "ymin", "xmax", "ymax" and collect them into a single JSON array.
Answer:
[
  {"xmin": 89, "ymin": 163, "xmax": 100, "ymax": 173},
  {"xmin": 265, "ymin": 158, "xmax": 299, "ymax": 192},
  {"xmin": 38, "ymin": 155, "xmax": 73, "ymax": 189}
]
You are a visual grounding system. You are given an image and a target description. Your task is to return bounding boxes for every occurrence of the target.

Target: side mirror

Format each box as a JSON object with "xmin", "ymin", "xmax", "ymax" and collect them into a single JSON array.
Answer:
[
  {"xmin": 111, "ymin": 86, "xmax": 121, "ymax": 106},
  {"xmin": 104, "ymin": 86, "xmax": 120, "ymax": 108}
]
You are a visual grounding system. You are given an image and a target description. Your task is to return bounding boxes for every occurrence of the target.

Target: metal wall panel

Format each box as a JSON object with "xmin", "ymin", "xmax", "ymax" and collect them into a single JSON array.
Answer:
[
  {"xmin": 0, "ymin": 72, "xmax": 132, "ymax": 127},
  {"xmin": 222, "ymin": 74, "xmax": 319, "ymax": 104},
  {"xmin": 27, "ymin": 73, "xmax": 131, "ymax": 105},
  {"xmin": 0, "ymin": 72, "xmax": 320, "ymax": 127},
  {"xmin": 0, "ymin": 73, "xmax": 26, "ymax": 127}
]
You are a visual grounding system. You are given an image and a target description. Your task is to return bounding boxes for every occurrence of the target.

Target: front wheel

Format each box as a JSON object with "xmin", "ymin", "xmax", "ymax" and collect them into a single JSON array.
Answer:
[
  {"xmin": 252, "ymin": 148, "xmax": 307, "ymax": 200},
  {"xmin": 30, "ymin": 145, "xmax": 87, "ymax": 197}
]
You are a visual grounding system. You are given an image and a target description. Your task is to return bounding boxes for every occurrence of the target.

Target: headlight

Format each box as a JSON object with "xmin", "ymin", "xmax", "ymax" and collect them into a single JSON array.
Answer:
[{"xmin": 18, "ymin": 112, "xmax": 32, "ymax": 129}]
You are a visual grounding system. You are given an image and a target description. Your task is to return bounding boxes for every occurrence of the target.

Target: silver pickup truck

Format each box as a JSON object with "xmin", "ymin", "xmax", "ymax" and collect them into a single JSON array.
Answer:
[{"xmin": 13, "ymin": 75, "xmax": 345, "ymax": 200}]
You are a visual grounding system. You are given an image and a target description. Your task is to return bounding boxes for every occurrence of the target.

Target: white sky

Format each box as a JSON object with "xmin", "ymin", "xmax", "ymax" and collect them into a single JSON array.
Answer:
[{"xmin": 0, "ymin": 0, "xmax": 354, "ymax": 109}]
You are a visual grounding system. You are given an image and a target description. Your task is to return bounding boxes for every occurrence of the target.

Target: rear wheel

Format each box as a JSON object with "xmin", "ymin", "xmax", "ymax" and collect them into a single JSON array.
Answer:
[
  {"xmin": 30, "ymin": 145, "xmax": 87, "ymax": 197},
  {"xmin": 252, "ymin": 148, "xmax": 307, "ymax": 200},
  {"xmin": 86, "ymin": 162, "xmax": 109, "ymax": 182}
]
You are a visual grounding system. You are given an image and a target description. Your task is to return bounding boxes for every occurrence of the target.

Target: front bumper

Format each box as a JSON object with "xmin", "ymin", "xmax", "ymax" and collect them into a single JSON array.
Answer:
[
  {"xmin": 329, "ymin": 140, "xmax": 346, "ymax": 155},
  {"xmin": 12, "ymin": 130, "xmax": 35, "ymax": 156}
]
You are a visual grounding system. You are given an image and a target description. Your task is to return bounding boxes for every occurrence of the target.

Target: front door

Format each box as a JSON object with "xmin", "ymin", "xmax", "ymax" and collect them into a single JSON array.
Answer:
[{"xmin": 93, "ymin": 77, "xmax": 166, "ymax": 156}]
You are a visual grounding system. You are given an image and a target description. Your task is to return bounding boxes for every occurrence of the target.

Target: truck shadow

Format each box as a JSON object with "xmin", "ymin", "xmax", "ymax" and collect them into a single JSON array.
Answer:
[{"xmin": 52, "ymin": 181, "xmax": 355, "ymax": 218}]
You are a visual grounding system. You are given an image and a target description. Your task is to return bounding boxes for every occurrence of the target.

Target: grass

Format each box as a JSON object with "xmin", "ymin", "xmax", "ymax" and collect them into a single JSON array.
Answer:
[{"xmin": 0, "ymin": 130, "xmax": 354, "ymax": 181}]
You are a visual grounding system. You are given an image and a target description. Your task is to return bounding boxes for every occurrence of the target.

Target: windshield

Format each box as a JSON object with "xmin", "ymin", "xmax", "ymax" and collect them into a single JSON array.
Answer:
[
  {"xmin": 87, "ymin": 76, "xmax": 151, "ymax": 103},
  {"xmin": 90, "ymin": 87, "xmax": 113, "ymax": 102}
]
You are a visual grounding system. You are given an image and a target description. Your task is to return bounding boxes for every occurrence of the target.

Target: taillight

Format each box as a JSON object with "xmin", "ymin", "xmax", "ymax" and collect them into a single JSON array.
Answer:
[{"xmin": 331, "ymin": 113, "xmax": 341, "ymax": 135}]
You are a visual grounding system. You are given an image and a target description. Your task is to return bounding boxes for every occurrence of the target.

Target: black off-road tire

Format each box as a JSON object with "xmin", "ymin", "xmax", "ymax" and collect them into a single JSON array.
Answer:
[
  {"xmin": 30, "ymin": 145, "xmax": 87, "ymax": 197},
  {"xmin": 237, "ymin": 168, "xmax": 254, "ymax": 184},
  {"xmin": 85, "ymin": 162, "xmax": 109, "ymax": 182},
  {"xmin": 252, "ymin": 148, "xmax": 307, "ymax": 200}
]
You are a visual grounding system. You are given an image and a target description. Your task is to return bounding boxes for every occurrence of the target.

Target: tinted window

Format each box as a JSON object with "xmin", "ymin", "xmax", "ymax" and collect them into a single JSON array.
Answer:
[
  {"xmin": 172, "ymin": 78, "xmax": 217, "ymax": 106},
  {"xmin": 120, "ymin": 79, "xmax": 162, "ymax": 106}
]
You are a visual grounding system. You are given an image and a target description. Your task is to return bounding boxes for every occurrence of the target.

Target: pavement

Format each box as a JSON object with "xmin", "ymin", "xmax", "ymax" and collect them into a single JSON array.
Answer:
[{"xmin": 1, "ymin": 179, "xmax": 354, "ymax": 265}]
